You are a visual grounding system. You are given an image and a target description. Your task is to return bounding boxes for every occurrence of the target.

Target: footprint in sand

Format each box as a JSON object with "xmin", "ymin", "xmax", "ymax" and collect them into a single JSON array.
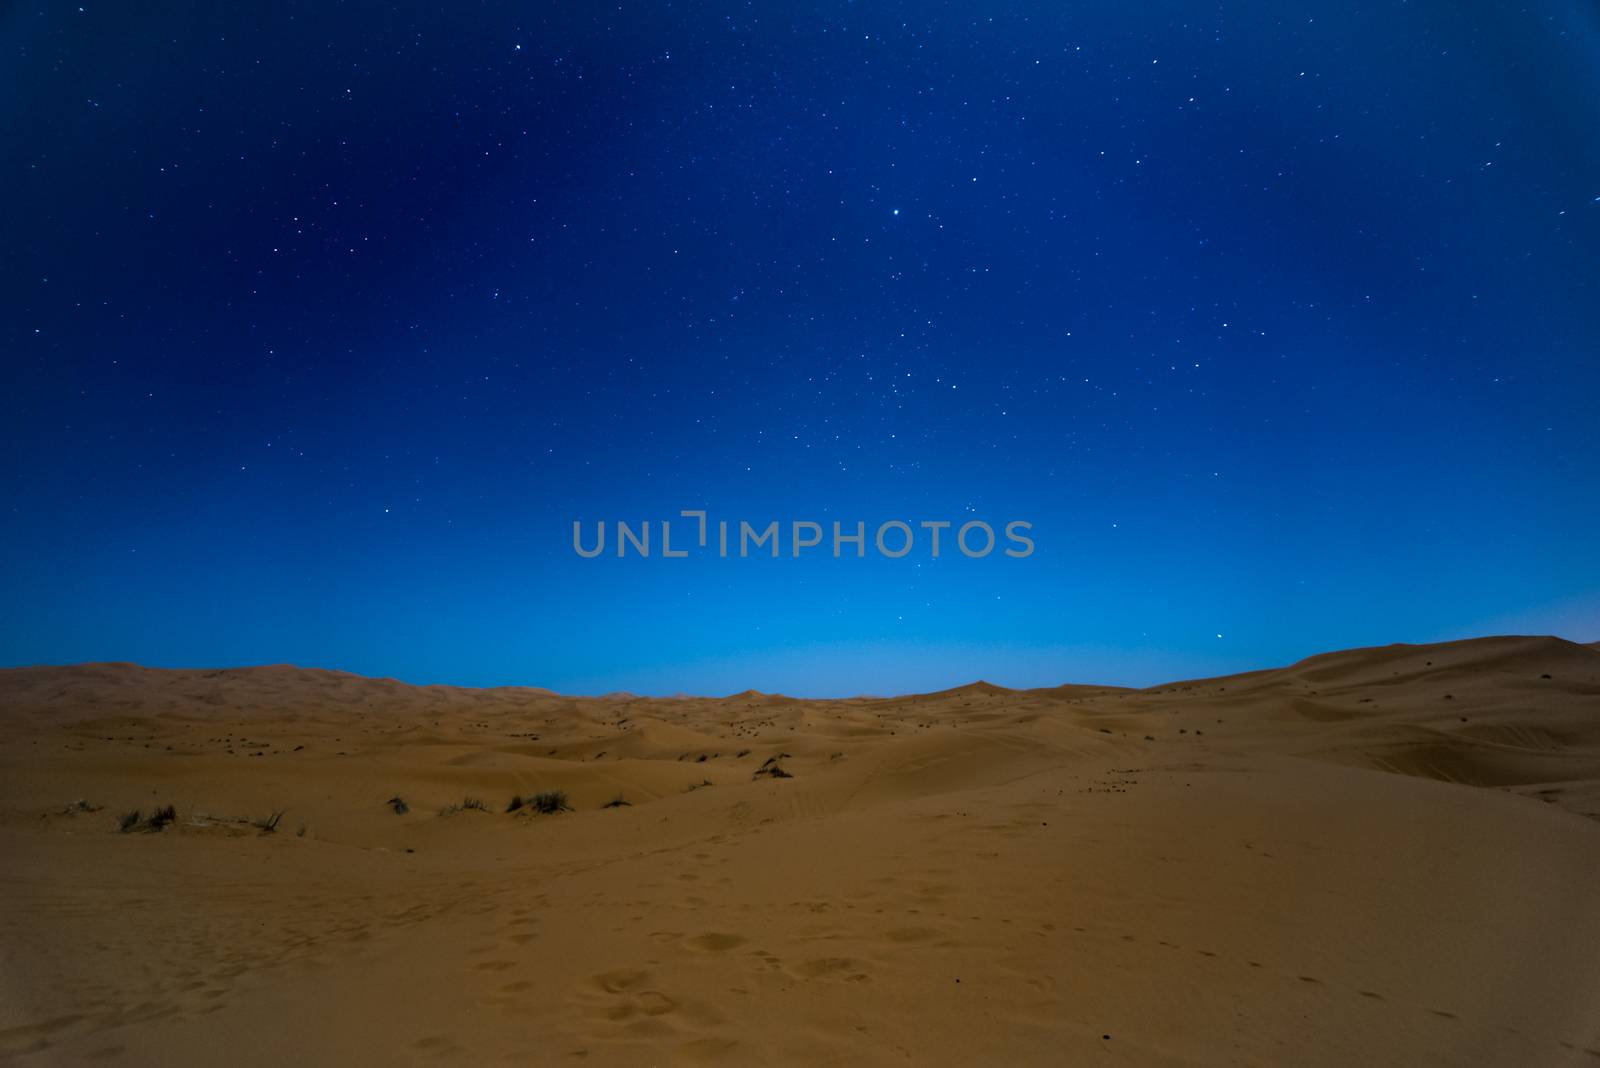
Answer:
[
  {"xmin": 591, "ymin": 969, "xmax": 652, "ymax": 994},
  {"xmin": 604, "ymin": 989, "xmax": 678, "ymax": 1020},
  {"xmin": 791, "ymin": 957, "xmax": 871, "ymax": 982},
  {"xmin": 577, "ymin": 968, "xmax": 728, "ymax": 1040}
]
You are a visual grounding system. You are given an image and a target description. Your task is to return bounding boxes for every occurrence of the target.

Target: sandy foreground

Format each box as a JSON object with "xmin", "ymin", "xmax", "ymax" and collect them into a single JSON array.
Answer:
[{"xmin": 1, "ymin": 635, "xmax": 1598, "ymax": 1067}]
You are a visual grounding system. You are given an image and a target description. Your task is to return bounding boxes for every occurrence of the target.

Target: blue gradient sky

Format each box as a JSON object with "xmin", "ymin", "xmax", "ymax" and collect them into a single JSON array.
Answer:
[{"xmin": 4, "ymin": 2, "xmax": 1598, "ymax": 695}]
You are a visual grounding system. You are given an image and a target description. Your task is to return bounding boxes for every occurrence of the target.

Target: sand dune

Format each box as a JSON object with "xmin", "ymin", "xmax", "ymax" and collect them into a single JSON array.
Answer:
[{"xmin": 2, "ymin": 636, "xmax": 1598, "ymax": 1065}]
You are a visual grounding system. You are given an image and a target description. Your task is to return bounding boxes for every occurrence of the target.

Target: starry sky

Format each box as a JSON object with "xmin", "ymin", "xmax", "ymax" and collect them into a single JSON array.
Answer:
[{"xmin": 4, "ymin": 2, "xmax": 1599, "ymax": 696}]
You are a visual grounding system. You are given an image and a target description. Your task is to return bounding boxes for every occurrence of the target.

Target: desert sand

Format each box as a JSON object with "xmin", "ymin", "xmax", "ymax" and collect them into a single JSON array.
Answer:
[{"xmin": 2, "ymin": 634, "xmax": 1599, "ymax": 1066}]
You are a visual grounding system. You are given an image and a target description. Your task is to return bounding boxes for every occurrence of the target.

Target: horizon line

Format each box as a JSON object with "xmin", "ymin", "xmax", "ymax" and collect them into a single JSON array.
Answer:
[{"xmin": 3, "ymin": 632, "xmax": 1595, "ymax": 703}]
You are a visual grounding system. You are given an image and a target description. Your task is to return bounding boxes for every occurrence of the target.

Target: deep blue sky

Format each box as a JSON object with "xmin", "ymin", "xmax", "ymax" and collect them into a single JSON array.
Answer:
[{"xmin": 4, "ymin": 2, "xmax": 1598, "ymax": 695}]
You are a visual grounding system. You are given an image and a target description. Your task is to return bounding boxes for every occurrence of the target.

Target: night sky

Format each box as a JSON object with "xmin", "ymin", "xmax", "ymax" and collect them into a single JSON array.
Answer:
[{"xmin": 4, "ymin": 2, "xmax": 1598, "ymax": 696}]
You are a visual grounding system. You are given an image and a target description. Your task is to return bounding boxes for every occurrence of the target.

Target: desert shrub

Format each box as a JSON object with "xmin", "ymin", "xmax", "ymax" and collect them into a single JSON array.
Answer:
[
  {"xmin": 119, "ymin": 809, "xmax": 141, "ymax": 832},
  {"xmin": 148, "ymin": 805, "xmax": 177, "ymax": 830},
  {"xmin": 254, "ymin": 811, "xmax": 284, "ymax": 833},
  {"xmin": 531, "ymin": 790, "xmax": 569, "ymax": 814},
  {"xmin": 440, "ymin": 797, "xmax": 488, "ymax": 817},
  {"xmin": 387, "ymin": 796, "xmax": 409, "ymax": 815},
  {"xmin": 602, "ymin": 796, "xmax": 631, "ymax": 808},
  {"xmin": 505, "ymin": 795, "xmax": 525, "ymax": 813}
]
